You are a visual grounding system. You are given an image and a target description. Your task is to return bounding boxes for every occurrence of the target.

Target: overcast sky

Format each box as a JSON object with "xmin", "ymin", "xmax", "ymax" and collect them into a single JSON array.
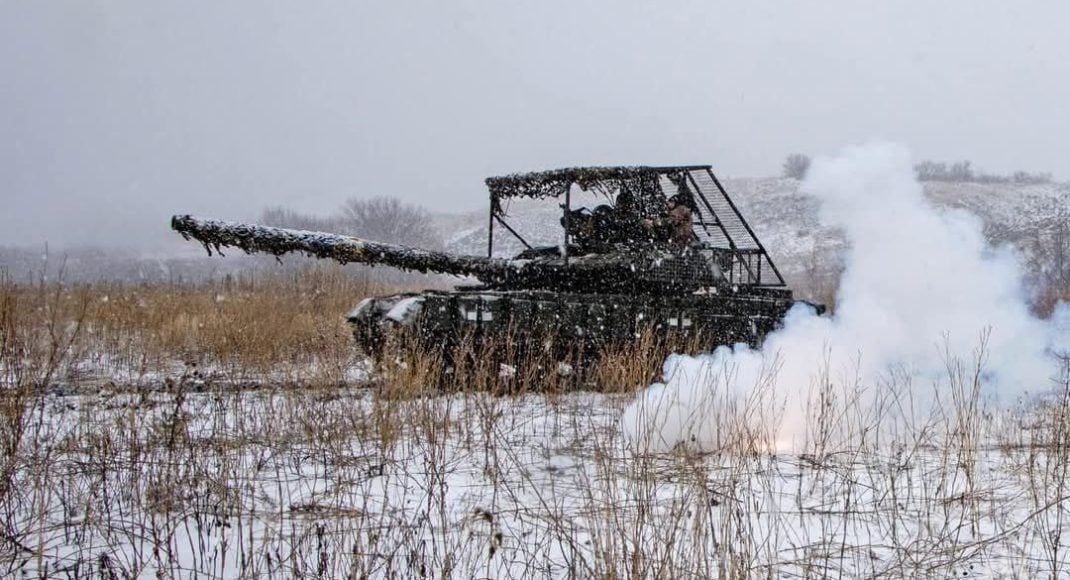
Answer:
[{"xmin": 2, "ymin": 1, "xmax": 1069, "ymax": 248}]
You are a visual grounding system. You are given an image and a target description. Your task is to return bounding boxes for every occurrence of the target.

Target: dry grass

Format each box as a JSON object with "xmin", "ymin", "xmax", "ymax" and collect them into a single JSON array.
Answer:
[
  {"xmin": 0, "ymin": 264, "xmax": 685, "ymax": 393},
  {"xmin": 2, "ymin": 269, "xmax": 1070, "ymax": 578},
  {"xmin": 1, "ymin": 265, "xmax": 403, "ymax": 389}
]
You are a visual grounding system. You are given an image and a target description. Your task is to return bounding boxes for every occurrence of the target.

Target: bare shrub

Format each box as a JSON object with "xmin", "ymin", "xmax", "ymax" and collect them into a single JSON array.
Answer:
[
  {"xmin": 338, "ymin": 196, "xmax": 444, "ymax": 250},
  {"xmin": 1027, "ymin": 220, "xmax": 1070, "ymax": 317},
  {"xmin": 782, "ymin": 153, "xmax": 811, "ymax": 180}
]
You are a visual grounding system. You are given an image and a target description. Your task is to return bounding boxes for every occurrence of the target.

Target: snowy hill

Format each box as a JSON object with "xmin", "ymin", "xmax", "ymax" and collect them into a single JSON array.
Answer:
[{"xmin": 433, "ymin": 177, "xmax": 1070, "ymax": 300}]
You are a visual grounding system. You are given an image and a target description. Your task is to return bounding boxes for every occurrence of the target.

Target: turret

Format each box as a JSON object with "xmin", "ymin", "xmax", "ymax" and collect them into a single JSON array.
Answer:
[
  {"xmin": 171, "ymin": 215, "xmax": 726, "ymax": 294},
  {"xmin": 173, "ymin": 165, "xmax": 791, "ymax": 297}
]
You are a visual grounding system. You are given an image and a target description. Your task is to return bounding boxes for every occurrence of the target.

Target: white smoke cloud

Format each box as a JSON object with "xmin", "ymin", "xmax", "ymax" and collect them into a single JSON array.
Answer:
[
  {"xmin": 1053, "ymin": 302, "xmax": 1070, "ymax": 358},
  {"xmin": 621, "ymin": 142, "xmax": 1069, "ymax": 453}
]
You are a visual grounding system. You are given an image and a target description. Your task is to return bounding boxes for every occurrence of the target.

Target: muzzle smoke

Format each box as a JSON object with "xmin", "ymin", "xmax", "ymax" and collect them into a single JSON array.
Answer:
[{"xmin": 621, "ymin": 143, "xmax": 1069, "ymax": 452}]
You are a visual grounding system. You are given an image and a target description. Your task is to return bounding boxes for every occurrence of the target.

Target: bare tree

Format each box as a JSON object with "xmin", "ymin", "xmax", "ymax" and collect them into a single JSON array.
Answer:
[
  {"xmin": 782, "ymin": 154, "xmax": 811, "ymax": 180},
  {"xmin": 1028, "ymin": 219, "xmax": 1070, "ymax": 316},
  {"xmin": 914, "ymin": 160, "xmax": 946, "ymax": 181},
  {"xmin": 337, "ymin": 196, "xmax": 444, "ymax": 250},
  {"xmin": 949, "ymin": 160, "xmax": 973, "ymax": 181}
]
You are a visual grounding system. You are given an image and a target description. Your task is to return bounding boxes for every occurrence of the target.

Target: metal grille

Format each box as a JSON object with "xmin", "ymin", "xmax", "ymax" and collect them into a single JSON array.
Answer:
[
  {"xmin": 687, "ymin": 169, "xmax": 760, "ymax": 250},
  {"xmin": 656, "ymin": 168, "xmax": 784, "ymax": 287}
]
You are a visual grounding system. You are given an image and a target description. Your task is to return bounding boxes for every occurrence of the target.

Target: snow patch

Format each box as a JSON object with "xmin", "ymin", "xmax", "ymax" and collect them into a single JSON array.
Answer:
[
  {"xmin": 347, "ymin": 297, "xmax": 375, "ymax": 319},
  {"xmin": 384, "ymin": 297, "xmax": 424, "ymax": 323}
]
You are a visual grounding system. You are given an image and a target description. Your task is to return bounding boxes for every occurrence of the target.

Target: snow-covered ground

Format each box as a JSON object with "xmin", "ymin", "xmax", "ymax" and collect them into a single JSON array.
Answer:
[{"xmin": 6, "ymin": 373, "xmax": 1070, "ymax": 579}]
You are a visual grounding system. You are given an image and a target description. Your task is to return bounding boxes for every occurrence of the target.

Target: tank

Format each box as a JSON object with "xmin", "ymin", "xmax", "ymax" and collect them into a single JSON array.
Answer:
[{"xmin": 172, "ymin": 165, "xmax": 820, "ymax": 358}]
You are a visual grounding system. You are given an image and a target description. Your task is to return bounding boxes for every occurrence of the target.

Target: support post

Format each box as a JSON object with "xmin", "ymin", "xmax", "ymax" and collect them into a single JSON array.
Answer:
[
  {"xmin": 487, "ymin": 202, "xmax": 495, "ymax": 258},
  {"xmin": 562, "ymin": 184, "xmax": 571, "ymax": 264}
]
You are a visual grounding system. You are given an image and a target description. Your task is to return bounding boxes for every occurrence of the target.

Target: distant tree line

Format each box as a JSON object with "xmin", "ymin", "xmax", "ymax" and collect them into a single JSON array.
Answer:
[
  {"xmin": 913, "ymin": 160, "xmax": 1052, "ymax": 184},
  {"xmin": 782, "ymin": 153, "xmax": 1054, "ymax": 185}
]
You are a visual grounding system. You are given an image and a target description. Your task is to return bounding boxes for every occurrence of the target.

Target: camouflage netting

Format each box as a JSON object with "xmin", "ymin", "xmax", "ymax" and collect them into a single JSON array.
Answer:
[
  {"xmin": 171, "ymin": 215, "xmax": 513, "ymax": 281},
  {"xmin": 485, "ymin": 166, "xmax": 683, "ymax": 215}
]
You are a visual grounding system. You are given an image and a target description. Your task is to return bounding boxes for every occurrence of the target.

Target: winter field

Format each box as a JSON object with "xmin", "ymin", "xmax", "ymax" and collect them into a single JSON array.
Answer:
[
  {"xmin": 2, "ymin": 145, "xmax": 1070, "ymax": 579},
  {"xmin": 1, "ymin": 273, "xmax": 1069, "ymax": 580}
]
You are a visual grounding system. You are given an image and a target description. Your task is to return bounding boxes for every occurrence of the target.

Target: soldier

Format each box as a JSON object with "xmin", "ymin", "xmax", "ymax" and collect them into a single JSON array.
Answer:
[
  {"xmin": 611, "ymin": 189, "xmax": 650, "ymax": 246},
  {"xmin": 667, "ymin": 193, "xmax": 695, "ymax": 249},
  {"xmin": 614, "ymin": 188, "xmax": 637, "ymax": 215},
  {"xmin": 563, "ymin": 206, "xmax": 596, "ymax": 252},
  {"xmin": 588, "ymin": 204, "xmax": 615, "ymax": 249}
]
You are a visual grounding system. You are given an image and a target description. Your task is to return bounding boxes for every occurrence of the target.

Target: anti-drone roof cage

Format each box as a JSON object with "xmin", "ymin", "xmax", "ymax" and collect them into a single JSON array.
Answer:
[{"xmin": 484, "ymin": 165, "xmax": 786, "ymax": 288}]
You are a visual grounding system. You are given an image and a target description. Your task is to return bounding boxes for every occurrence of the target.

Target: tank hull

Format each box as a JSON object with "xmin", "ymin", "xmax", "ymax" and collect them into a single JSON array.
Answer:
[{"xmin": 347, "ymin": 288, "xmax": 801, "ymax": 357}]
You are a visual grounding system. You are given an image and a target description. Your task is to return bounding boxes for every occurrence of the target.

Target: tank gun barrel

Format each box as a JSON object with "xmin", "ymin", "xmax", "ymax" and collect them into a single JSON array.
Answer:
[
  {"xmin": 172, "ymin": 215, "xmax": 726, "ymax": 294},
  {"xmin": 171, "ymin": 215, "xmax": 514, "ymax": 281}
]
